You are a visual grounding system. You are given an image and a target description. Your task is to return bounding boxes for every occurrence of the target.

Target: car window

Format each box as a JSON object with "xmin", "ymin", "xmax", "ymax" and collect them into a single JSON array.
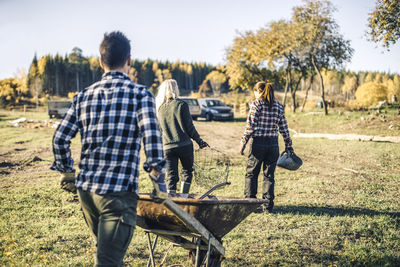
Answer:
[
  {"xmin": 181, "ymin": 98, "xmax": 199, "ymax": 106},
  {"xmin": 206, "ymin": 100, "xmax": 223, "ymax": 107},
  {"xmin": 49, "ymin": 101, "xmax": 71, "ymax": 109}
]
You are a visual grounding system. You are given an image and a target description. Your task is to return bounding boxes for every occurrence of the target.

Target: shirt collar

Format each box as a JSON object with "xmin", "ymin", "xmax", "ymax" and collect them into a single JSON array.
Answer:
[{"xmin": 102, "ymin": 71, "xmax": 131, "ymax": 81}]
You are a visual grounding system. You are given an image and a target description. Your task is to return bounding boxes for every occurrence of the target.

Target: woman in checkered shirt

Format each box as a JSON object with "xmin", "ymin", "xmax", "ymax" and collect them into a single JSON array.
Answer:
[{"xmin": 240, "ymin": 81, "xmax": 294, "ymax": 212}]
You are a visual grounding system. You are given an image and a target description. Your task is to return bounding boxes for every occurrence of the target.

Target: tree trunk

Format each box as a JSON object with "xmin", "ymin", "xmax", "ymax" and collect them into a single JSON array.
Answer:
[
  {"xmin": 301, "ymin": 74, "xmax": 314, "ymax": 112},
  {"xmin": 291, "ymin": 76, "xmax": 302, "ymax": 113},
  {"xmin": 312, "ymin": 57, "xmax": 328, "ymax": 115},
  {"xmin": 35, "ymin": 81, "xmax": 39, "ymax": 111},
  {"xmin": 76, "ymin": 72, "xmax": 80, "ymax": 92},
  {"xmin": 55, "ymin": 66, "xmax": 59, "ymax": 96},
  {"xmin": 283, "ymin": 67, "xmax": 291, "ymax": 109}
]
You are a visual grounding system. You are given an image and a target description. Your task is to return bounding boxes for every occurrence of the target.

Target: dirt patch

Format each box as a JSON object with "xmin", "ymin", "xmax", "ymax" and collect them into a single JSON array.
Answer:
[
  {"xmin": 194, "ymin": 122, "xmax": 244, "ymax": 157},
  {"xmin": 0, "ymin": 146, "xmax": 58, "ymax": 185}
]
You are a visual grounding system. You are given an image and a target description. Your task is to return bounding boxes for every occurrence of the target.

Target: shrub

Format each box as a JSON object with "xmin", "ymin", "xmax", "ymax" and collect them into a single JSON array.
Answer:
[
  {"xmin": 355, "ymin": 82, "xmax": 387, "ymax": 107},
  {"xmin": 68, "ymin": 91, "xmax": 78, "ymax": 99}
]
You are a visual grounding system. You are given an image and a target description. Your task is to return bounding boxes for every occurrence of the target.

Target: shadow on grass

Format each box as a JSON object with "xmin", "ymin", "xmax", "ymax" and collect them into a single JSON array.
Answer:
[
  {"xmin": 274, "ymin": 205, "xmax": 400, "ymax": 218},
  {"xmin": 0, "ymin": 114, "xmax": 10, "ymax": 121},
  {"xmin": 233, "ymin": 117, "xmax": 246, "ymax": 122}
]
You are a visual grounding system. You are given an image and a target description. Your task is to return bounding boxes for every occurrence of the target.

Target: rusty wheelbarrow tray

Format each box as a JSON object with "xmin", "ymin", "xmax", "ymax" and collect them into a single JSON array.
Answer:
[{"xmin": 137, "ymin": 193, "xmax": 268, "ymax": 266}]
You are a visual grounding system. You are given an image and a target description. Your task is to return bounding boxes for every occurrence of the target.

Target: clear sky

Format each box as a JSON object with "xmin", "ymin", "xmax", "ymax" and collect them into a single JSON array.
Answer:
[{"xmin": 0, "ymin": 0, "xmax": 399, "ymax": 79}]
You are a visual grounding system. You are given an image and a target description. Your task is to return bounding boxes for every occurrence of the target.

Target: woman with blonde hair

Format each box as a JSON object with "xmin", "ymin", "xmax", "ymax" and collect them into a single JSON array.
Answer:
[
  {"xmin": 240, "ymin": 81, "xmax": 294, "ymax": 212},
  {"xmin": 156, "ymin": 79, "xmax": 208, "ymax": 194}
]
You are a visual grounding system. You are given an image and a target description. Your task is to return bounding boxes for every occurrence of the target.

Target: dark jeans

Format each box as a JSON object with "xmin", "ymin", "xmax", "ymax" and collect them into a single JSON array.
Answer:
[
  {"xmin": 165, "ymin": 144, "xmax": 194, "ymax": 191},
  {"xmin": 77, "ymin": 189, "xmax": 138, "ymax": 267},
  {"xmin": 244, "ymin": 137, "xmax": 279, "ymax": 205}
]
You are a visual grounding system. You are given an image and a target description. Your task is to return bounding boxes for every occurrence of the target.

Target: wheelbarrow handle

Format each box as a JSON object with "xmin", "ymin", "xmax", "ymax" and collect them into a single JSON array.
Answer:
[
  {"xmin": 162, "ymin": 198, "xmax": 225, "ymax": 257},
  {"xmin": 198, "ymin": 182, "xmax": 231, "ymax": 200}
]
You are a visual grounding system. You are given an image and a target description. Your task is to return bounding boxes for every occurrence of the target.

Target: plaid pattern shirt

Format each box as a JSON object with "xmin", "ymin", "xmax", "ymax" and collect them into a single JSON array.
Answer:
[
  {"xmin": 51, "ymin": 72, "xmax": 165, "ymax": 194},
  {"xmin": 241, "ymin": 99, "xmax": 292, "ymax": 149}
]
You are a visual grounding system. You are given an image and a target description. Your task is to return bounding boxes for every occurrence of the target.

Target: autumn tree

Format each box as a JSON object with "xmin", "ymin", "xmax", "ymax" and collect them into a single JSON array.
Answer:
[
  {"xmin": 0, "ymin": 79, "xmax": 19, "ymax": 107},
  {"xmin": 0, "ymin": 71, "xmax": 29, "ymax": 107},
  {"xmin": 257, "ymin": 20, "xmax": 311, "ymax": 111},
  {"xmin": 27, "ymin": 54, "xmax": 43, "ymax": 108},
  {"xmin": 387, "ymin": 74, "xmax": 400, "ymax": 101},
  {"xmin": 342, "ymin": 74, "xmax": 357, "ymax": 100},
  {"xmin": 14, "ymin": 69, "xmax": 29, "ymax": 103},
  {"xmin": 225, "ymin": 31, "xmax": 274, "ymax": 91},
  {"xmin": 292, "ymin": 0, "xmax": 353, "ymax": 115},
  {"xmin": 204, "ymin": 69, "xmax": 227, "ymax": 96},
  {"xmin": 89, "ymin": 57, "xmax": 103, "ymax": 84},
  {"xmin": 198, "ymin": 79, "xmax": 213, "ymax": 96},
  {"xmin": 367, "ymin": 0, "xmax": 400, "ymax": 48},
  {"xmin": 355, "ymin": 82, "xmax": 388, "ymax": 107},
  {"xmin": 154, "ymin": 68, "xmax": 172, "ymax": 93}
]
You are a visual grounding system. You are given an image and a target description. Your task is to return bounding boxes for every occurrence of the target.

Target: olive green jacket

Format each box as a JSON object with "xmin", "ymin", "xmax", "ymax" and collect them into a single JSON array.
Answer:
[{"xmin": 157, "ymin": 99, "xmax": 201, "ymax": 149}]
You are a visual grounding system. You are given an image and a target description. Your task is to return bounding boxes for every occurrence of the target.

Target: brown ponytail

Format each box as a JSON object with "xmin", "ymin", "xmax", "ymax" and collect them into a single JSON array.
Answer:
[{"xmin": 254, "ymin": 81, "xmax": 275, "ymax": 108}]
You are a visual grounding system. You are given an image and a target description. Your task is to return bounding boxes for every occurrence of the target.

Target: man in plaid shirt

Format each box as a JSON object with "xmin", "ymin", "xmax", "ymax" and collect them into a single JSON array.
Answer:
[
  {"xmin": 51, "ymin": 31, "xmax": 166, "ymax": 266},
  {"xmin": 240, "ymin": 81, "xmax": 294, "ymax": 212}
]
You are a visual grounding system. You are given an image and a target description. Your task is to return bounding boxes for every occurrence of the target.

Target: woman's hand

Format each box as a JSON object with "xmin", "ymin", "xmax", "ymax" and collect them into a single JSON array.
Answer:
[{"xmin": 197, "ymin": 139, "xmax": 209, "ymax": 149}]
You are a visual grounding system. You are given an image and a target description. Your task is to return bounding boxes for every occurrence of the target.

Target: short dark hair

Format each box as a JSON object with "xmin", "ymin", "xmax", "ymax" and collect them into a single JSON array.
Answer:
[{"xmin": 99, "ymin": 31, "xmax": 131, "ymax": 69}]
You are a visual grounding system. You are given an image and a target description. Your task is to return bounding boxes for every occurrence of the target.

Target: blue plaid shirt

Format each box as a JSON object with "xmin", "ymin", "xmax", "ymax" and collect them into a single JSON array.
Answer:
[{"xmin": 51, "ymin": 72, "xmax": 165, "ymax": 194}]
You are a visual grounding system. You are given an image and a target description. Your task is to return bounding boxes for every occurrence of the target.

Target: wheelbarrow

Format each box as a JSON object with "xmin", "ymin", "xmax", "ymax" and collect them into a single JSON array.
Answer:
[{"xmin": 136, "ymin": 192, "xmax": 269, "ymax": 267}]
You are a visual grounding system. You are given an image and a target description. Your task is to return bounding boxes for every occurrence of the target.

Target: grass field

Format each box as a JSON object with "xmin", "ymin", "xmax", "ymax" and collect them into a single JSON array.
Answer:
[{"xmin": 0, "ymin": 108, "xmax": 399, "ymax": 266}]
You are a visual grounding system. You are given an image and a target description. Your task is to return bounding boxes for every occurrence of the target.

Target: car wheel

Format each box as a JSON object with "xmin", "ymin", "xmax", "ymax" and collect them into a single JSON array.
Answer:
[{"xmin": 206, "ymin": 113, "xmax": 212, "ymax": 121}]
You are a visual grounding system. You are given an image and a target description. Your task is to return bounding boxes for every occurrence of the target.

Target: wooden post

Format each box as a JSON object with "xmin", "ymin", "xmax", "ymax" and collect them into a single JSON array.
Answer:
[{"xmin": 240, "ymin": 103, "xmax": 247, "ymax": 115}]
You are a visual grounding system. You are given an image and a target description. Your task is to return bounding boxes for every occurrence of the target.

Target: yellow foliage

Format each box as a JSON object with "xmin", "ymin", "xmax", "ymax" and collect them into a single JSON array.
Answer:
[
  {"xmin": 342, "ymin": 75, "xmax": 357, "ymax": 94},
  {"xmin": 303, "ymin": 100, "xmax": 318, "ymax": 110},
  {"xmin": 387, "ymin": 75, "xmax": 400, "ymax": 99},
  {"xmin": 68, "ymin": 91, "xmax": 78, "ymax": 99},
  {"xmin": 355, "ymin": 82, "xmax": 387, "ymax": 107},
  {"xmin": 347, "ymin": 99, "xmax": 362, "ymax": 110},
  {"xmin": 189, "ymin": 92, "xmax": 202, "ymax": 98},
  {"xmin": 40, "ymin": 96, "xmax": 49, "ymax": 105},
  {"xmin": 37, "ymin": 57, "xmax": 47, "ymax": 75}
]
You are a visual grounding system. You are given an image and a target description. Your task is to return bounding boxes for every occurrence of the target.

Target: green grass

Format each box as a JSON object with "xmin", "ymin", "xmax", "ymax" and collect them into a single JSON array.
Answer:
[
  {"xmin": 285, "ymin": 108, "xmax": 400, "ymax": 136},
  {"xmin": 0, "ymin": 109, "xmax": 399, "ymax": 266}
]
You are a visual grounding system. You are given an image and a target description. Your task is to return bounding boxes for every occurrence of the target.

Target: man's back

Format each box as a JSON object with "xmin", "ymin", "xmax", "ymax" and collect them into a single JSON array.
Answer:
[
  {"xmin": 51, "ymin": 31, "xmax": 167, "ymax": 266},
  {"xmin": 52, "ymin": 71, "xmax": 164, "ymax": 194}
]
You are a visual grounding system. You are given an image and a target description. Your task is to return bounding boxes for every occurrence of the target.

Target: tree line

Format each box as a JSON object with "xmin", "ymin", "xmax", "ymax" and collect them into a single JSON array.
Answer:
[
  {"xmin": 1, "ymin": 0, "xmax": 399, "ymax": 111},
  {"xmin": 1, "ymin": 49, "xmax": 399, "ymax": 110},
  {"xmin": 25, "ymin": 47, "xmax": 215, "ymax": 97}
]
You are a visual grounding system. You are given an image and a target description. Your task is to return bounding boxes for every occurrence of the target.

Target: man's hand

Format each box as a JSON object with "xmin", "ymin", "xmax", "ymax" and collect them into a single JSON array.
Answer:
[
  {"xmin": 197, "ymin": 139, "xmax": 209, "ymax": 149},
  {"xmin": 60, "ymin": 172, "xmax": 76, "ymax": 194},
  {"xmin": 149, "ymin": 171, "xmax": 168, "ymax": 200}
]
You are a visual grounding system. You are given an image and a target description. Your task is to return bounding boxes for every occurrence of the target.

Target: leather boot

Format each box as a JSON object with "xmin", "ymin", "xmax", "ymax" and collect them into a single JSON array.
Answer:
[{"xmin": 180, "ymin": 182, "xmax": 191, "ymax": 194}]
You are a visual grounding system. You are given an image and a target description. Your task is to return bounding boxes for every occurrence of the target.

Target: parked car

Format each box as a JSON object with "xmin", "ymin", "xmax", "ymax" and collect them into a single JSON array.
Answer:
[
  {"xmin": 180, "ymin": 97, "xmax": 202, "ymax": 120},
  {"xmin": 198, "ymin": 98, "xmax": 234, "ymax": 121},
  {"xmin": 48, "ymin": 100, "xmax": 71, "ymax": 119}
]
